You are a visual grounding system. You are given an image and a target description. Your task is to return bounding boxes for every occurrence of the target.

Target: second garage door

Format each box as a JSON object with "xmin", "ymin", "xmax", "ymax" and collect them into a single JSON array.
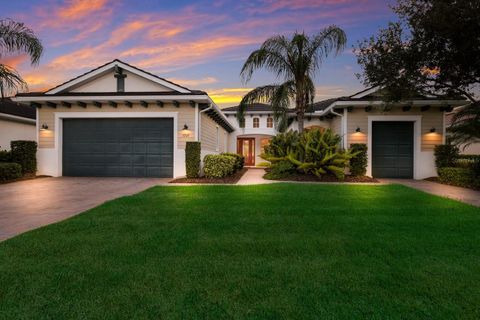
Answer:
[
  {"xmin": 63, "ymin": 118, "xmax": 174, "ymax": 177},
  {"xmin": 372, "ymin": 121, "xmax": 414, "ymax": 178}
]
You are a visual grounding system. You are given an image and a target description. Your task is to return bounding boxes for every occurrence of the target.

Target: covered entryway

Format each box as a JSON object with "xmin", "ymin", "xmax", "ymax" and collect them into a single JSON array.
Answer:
[
  {"xmin": 372, "ymin": 121, "xmax": 414, "ymax": 178},
  {"xmin": 63, "ymin": 118, "xmax": 173, "ymax": 177}
]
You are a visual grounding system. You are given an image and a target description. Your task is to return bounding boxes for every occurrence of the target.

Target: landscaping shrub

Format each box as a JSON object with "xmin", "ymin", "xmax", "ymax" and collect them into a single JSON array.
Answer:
[
  {"xmin": 185, "ymin": 142, "xmax": 201, "ymax": 178},
  {"xmin": 437, "ymin": 167, "xmax": 476, "ymax": 188},
  {"xmin": 349, "ymin": 144, "xmax": 368, "ymax": 176},
  {"xmin": 203, "ymin": 154, "xmax": 237, "ymax": 178},
  {"xmin": 434, "ymin": 144, "xmax": 459, "ymax": 168},
  {"xmin": 0, "ymin": 163, "xmax": 22, "ymax": 182},
  {"xmin": 256, "ymin": 162, "xmax": 271, "ymax": 168},
  {"xmin": 10, "ymin": 140, "xmax": 37, "ymax": 174},
  {"xmin": 0, "ymin": 150, "xmax": 12, "ymax": 162},
  {"xmin": 264, "ymin": 160, "xmax": 295, "ymax": 180},
  {"xmin": 221, "ymin": 152, "xmax": 244, "ymax": 171},
  {"xmin": 262, "ymin": 129, "xmax": 356, "ymax": 179}
]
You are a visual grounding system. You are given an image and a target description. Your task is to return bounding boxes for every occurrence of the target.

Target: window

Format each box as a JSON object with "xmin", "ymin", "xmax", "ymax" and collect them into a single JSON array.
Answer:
[
  {"xmin": 267, "ymin": 117, "xmax": 273, "ymax": 128},
  {"xmin": 253, "ymin": 117, "xmax": 260, "ymax": 128}
]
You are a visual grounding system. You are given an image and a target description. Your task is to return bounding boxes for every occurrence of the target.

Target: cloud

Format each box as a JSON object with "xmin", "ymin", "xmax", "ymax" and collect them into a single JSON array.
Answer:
[
  {"xmin": 247, "ymin": 0, "xmax": 356, "ymax": 14},
  {"xmin": 208, "ymin": 88, "xmax": 254, "ymax": 106}
]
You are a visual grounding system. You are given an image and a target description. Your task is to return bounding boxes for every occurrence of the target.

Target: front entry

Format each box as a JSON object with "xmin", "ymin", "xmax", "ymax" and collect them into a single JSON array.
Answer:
[
  {"xmin": 372, "ymin": 121, "xmax": 414, "ymax": 178},
  {"xmin": 237, "ymin": 138, "xmax": 255, "ymax": 166}
]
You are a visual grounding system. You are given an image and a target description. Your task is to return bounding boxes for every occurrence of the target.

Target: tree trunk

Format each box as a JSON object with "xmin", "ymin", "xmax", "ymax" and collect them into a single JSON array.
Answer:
[{"xmin": 297, "ymin": 110, "xmax": 305, "ymax": 133}]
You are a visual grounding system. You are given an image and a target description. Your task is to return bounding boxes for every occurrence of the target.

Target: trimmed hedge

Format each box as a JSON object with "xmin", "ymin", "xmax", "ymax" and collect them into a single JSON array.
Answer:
[
  {"xmin": 221, "ymin": 152, "xmax": 244, "ymax": 171},
  {"xmin": 349, "ymin": 144, "xmax": 367, "ymax": 176},
  {"xmin": 0, "ymin": 163, "xmax": 22, "ymax": 182},
  {"xmin": 434, "ymin": 144, "xmax": 459, "ymax": 168},
  {"xmin": 185, "ymin": 142, "xmax": 201, "ymax": 178},
  {"xmin": 438, "ymin": 167, "xmax": 479, "ymax": 189},
  {"xmin": 0, "ymin": 150, "xmax": 11, "ymax": 162},
  {"xmin": 203, "ymin": 154, "xmax": 236, "ymax": 178},
  {"xmin": 11, "ymin": 140, "xmax": 37, "ymax": 174}
]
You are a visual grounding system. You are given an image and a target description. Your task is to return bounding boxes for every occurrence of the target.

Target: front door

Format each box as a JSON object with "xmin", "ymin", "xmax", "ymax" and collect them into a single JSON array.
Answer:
[{"xmin": 237, "ymin": 138, "xmax": 255, "ymax": 166}]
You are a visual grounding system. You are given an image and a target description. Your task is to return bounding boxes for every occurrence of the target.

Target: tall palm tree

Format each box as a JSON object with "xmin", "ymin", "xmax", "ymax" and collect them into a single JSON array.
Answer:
[
  {"xmin": 238, "ymin": 27, "xmax": 347, "ymax": 132},
  {"xmin": 0, "ymin": 19, "xmax": 43, "ymax": 98}
]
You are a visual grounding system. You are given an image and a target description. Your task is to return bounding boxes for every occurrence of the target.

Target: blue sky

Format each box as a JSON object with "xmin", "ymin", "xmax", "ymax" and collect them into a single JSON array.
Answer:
[{"xmin": 2, "ymin": 0, "xmax": 396, "ymax": 106}]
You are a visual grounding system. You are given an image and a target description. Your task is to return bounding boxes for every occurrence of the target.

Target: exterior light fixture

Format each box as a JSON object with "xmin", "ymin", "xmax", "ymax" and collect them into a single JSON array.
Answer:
[
  {"xmin": 356, "ymin": 127, "xmax": 361, "ymax": 133},
  {"xmin": 180, "ymin": 124, "xmax": 191, "ymax": 138},
  {"xmin": 430, "ymin": 127, "xmax": 436, "ymax": 133},
  {"xmin": 40, "ymin": 123, "xmax": 49, "ymax": 131}
]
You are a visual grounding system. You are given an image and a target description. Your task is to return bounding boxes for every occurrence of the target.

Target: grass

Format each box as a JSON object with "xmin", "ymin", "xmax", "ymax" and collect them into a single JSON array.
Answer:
[{"xmin": 0, "ymin": 184, "xmax": 479, "ymax": 319}]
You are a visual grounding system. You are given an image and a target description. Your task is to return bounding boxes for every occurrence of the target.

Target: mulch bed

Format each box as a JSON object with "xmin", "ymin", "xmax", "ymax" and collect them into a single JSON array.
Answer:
[
  {"xmin": 170, "ymin": 168, "xmax": 248, "ymax": 184},
  {"xmin": 269, "ymin": 173, "xmax": 379, "ymax": 183}
]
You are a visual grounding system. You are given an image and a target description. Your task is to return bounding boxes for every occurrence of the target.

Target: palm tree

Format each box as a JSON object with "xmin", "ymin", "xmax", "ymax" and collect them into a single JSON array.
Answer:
[
  {"xmin": 448, "ymin": 102, "xmax": 480, "ymax": 148},
  {"xmin": 238, "ymin": 27, "xmax": 347, "ymax": 133},
  {"xmin": 0, "ymin": 19, "xmax": 43, "ymax": 98}
]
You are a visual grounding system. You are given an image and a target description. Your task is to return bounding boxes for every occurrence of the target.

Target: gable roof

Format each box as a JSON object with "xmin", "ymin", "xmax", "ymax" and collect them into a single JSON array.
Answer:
[
  {"xmin": 0, "ymin": 98, "xmax": 36, "ymax": 119},
  {"xmin": 45, "ymin": 59, "xmax": 191, "ymax": 94}
]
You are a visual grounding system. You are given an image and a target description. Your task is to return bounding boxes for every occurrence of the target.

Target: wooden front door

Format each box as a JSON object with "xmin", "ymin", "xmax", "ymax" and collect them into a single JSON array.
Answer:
[{"xmin": 237, "ymin": 138, "xmax": 255, "ymax": 166}]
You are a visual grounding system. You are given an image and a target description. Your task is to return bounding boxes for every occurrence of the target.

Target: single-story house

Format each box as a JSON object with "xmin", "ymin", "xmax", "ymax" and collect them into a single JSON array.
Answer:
[
  {"xmin": 0, "ymin": 98, "xmax": 36, "ymax": 150},
  {"xmin": 13, "ymin": 59, "xmax": 233, "ymax": 178},
  {"xmin": 13, "ymin": 60, "xmax": 467, "ymax": 179},
  {"xmin": 223, "ymin": 88, "xmax": 467, "ymax": 179}
]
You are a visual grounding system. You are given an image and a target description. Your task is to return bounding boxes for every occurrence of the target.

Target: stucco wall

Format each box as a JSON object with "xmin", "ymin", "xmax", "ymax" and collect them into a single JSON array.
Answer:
[
  {"xmin": 346, "ymin": 107, "xmax": 444, "ymax": 151},
  {"xmin": 0, "ymin": 119, "xmax": 36, "ymax": 150},
  {"xmin": 37, "ymin": 103, "xmax": 195, "ymax": 149}
]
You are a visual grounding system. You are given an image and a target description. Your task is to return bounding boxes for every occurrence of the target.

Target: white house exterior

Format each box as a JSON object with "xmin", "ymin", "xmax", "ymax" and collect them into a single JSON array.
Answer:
[
  {"xmin": 224, "ymin": 88, "xmax": 466, "ymax": 179},
  {"xmin": 13, "ymin": 60, "xmax": 233, "ymax": 178},
  {"xmin": 0, "ymin": 98, "xmax": 36, "ymax": 150},
  {"xmin": 13, "ymin": 60, "xmax": 467, "ymax": 180}
]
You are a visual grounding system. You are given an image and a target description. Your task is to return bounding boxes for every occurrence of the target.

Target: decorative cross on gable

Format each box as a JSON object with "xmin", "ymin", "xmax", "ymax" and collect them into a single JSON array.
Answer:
[{"xmin": 114, "ymin": 66, "xmax": 127, "ymax": 92}]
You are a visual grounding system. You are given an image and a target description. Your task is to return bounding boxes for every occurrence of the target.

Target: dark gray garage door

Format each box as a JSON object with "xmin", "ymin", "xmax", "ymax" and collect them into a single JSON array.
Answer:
[
  {"xmin": 372, "ymin": 121, "xmax": 414, "ymax": 178},
  {"xmin": 63, "ymin": 118, "xmax": 173, "ymax": 177}
]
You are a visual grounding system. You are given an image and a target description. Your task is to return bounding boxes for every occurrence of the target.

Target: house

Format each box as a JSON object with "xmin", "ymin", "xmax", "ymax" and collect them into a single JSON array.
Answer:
[
  {"xmin": 223, "ymin": 88, "xmax": 466, "ymax": 179},
  {"xmin": 13, "ymin": 60, "xmax": 467, "ymax": 180},
  {"xmin": 13, "ymin": 59, "xmax": 233, "ymax": 178},
  {"xmin": 0, "ymin": 98, "xmax": 36, "ymax": 150}
]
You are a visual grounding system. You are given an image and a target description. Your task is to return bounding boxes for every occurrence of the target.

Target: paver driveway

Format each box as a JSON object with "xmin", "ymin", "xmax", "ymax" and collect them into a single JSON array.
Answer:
[{"xmin": 0, "ymin": 177, "xmax": 169, "ymax": 241}]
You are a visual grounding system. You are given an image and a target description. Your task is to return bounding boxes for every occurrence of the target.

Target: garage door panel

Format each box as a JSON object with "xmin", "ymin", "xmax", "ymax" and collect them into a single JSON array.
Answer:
[
  {"xmin": 372, "ymin": 122, "xmax": 413, "ymax": 178},
  {"xmin": 63, "ymin": 118, "xmax": 173, "ymax": 177}
]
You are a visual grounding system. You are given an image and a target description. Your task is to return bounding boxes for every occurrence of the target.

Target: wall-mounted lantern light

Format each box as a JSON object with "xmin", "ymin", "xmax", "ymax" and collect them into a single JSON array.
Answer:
[
  {"xmin": 40, "ymin": 123, "xmax": 49, "ymax": 131},
  {"xmin": 356, "ymin": 127, "xmax": 361, "ymax": 133},
  {"xmin": 430, "ymin": 127, "xmax": 436, "ymax": 133},
  {"xmin": 179, "ymin": 124, "xmax": 191, "ymax": 138}
]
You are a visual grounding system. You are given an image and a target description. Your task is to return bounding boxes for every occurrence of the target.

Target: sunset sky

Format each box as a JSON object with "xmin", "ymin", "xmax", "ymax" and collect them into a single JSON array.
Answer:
[{"xmin": 2, "ymin": 0, "xmax": 396, "ymax": 107}]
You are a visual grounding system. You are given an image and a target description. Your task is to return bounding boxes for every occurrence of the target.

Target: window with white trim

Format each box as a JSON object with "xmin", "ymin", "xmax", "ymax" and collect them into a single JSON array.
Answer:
[
  {"xmin": 253, "ymin": 117, "xmax": 260, "ymax": 128},
  {"xmin": 267, "ymin": 117, "xmax": 273, "ymax": 128}
]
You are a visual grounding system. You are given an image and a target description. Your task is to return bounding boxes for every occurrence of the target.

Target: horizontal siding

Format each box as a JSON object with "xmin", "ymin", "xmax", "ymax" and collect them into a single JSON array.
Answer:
[
  {"xmin": 37, "ymin": 102, "xmax": 195, "ymax": 149},
  {"xmin": 201, "ymin": 113, "xmax": 218, "ymax": 152},
  {"xmin": 346, "ymin": 107, "xmax": 444, "ymax": 151}
]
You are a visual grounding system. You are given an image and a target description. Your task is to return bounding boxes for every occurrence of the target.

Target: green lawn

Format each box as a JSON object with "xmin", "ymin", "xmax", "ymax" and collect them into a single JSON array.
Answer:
[{"xmin": 1, "ymin": 184, "xmax": 479, "ymax": 319}]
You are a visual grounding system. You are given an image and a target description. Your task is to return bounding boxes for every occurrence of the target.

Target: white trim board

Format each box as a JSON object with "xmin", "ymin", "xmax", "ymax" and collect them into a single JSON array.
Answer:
[
  {"xmin": 367, "ymin": 115, "xmax": 422, "ymax": 179},
  {"xmin": 53, "ymin": 112, "xmax": 179, "ymax": 177}
]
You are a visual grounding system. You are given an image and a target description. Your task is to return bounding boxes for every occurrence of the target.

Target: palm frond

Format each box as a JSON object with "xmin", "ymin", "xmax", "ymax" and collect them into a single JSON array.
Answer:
[
  {"xmin": 0, "ymin": 19, "xmax": 43, "ymax": 64},
  {"xmin": 448, "ymin": 102, "xmax": 480, "ymax": 147},
  {"xmin": 0, "ymin": 64, "xmax": 27, "ymax": 98},
  {"xmin": 240, "ymin": 35, "xmax": 293, "ymax": 83},
  {"xmin": 307, "ymin": 26, "xmax": 347, "ymax": 74},
  {"xmin": 237, "ymin": 85, "xmax": 281, "ymax": 123}
]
